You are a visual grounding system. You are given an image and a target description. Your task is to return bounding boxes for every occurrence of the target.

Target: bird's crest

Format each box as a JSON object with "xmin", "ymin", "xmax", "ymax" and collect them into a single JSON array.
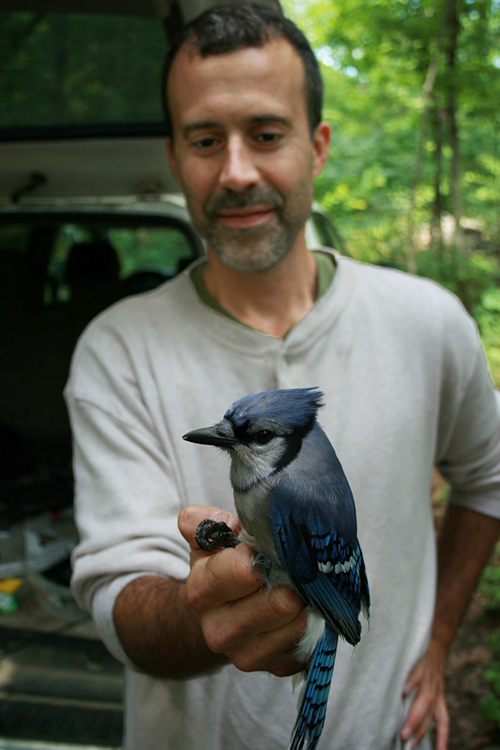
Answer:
[{"xmin": 225, "ymin": 387, "xmax": 324, "ymax": 436}]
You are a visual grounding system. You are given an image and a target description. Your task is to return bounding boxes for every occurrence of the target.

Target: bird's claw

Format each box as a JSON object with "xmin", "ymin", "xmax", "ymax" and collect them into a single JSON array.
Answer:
[{"xmin": 195, "ymin": 519, "xmax": 240, "ymax": 551}]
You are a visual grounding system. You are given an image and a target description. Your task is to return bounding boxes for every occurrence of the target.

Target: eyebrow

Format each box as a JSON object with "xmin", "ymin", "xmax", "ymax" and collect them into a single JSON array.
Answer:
[
  {"xmin": 183, "ymin": 120, "xmax": 219, "ymax": 139},
  {"xmin": 182, "ymin": 114, "xmax": 292, "ymax": 139},
  {"xmin": 249, "ymin": 114, "xmax": 292, "ymax": 127}
]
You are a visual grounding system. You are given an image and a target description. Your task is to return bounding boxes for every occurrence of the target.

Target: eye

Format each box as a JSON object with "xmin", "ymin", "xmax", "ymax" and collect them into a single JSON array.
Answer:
[
  {"xmin": 256, "ymin": 132, "xmax": 282, "ymax": 143},
  {"xmin": 253, "ymin": 131, "xmax": 284, "ymax": 150},
  {"xmin": 192, "ymin": 137, "xmax": 220, "ymax": 152},
  {"xmin": 253, "ymin": 430, "xmax": 274, "ymax": 445}
]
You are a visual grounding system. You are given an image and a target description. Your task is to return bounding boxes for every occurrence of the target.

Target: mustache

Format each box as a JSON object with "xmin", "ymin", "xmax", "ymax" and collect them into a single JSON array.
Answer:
[{"xmin": 204, "ymin": 187, "xmax": 284, "ymax": 216}]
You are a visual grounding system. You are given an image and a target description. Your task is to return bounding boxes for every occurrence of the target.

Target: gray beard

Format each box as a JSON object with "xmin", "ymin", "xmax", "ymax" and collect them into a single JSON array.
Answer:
[
  {"xmin": 207, "ymin": 221, "xmax": 294, "ymax": 272},
  {"xmin": 202, "ymin": 186, "xmax": 300, "ymax": 272},
  {"xmin": 186, "ymin": 184, "xmax": 309, "ymax": 272}
]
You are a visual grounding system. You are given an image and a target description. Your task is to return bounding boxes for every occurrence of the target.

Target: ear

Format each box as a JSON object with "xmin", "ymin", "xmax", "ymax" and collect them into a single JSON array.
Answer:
[
  {"xmin": 166, "ymin": 138, "xmax": 180, "ymax": 185},
  {"xmin": 311, "ymin": 122, "xmax": 331, "ymax": 178}
]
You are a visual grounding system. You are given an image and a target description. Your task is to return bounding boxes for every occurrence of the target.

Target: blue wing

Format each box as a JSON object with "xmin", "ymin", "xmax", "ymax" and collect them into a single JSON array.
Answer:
[{"xmin": 269, "ymin": 428, "xmax": 370, "ymax": 645}]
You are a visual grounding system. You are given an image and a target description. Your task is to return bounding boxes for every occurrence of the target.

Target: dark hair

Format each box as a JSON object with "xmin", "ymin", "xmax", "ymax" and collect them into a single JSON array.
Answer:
[{"xmin": 161, "ymin": 3, "xmax": 323, "ymax": 139}]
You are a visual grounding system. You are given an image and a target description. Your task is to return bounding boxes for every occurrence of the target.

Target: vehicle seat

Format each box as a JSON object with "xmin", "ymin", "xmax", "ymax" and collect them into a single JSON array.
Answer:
[
  {"xmin": 65, "ymin": 239, "xmax": 121, "ymax": 330},
  {"xmin": 0, "ymin": 252, "xmax": 29, "ymax": 312}
]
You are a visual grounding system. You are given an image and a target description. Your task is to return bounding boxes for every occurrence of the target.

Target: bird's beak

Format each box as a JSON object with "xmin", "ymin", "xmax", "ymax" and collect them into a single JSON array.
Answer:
[{"xmin": 182, "ymin": 423, "xmax": 237, "ymax": 449}]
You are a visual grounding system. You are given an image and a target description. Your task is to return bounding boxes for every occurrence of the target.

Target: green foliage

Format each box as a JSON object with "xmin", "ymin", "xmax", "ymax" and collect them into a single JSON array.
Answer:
[
  {"xmin": 412, "ymin": 249, "xmax": 500, "ymax": 384},
  {"xmin": 480, "ymin": 632, "xmax": 500, "ymax": 726},
  {"xmin": 474, "ymin": 287, "xmax": 500, "ymax": 385},
  {"xmin": 283, "ymin": 0, "xmax": 500, "ymax": 383},
  {"xmin": 284, "ymin": 0, "xmax": 500, "ymax": 238},
  {"xmin": 0, "ymin": 12, "xmax": 166, "ymax": 127},
  {"xmin": 480, "ymin": 690, "xmax": 500, "ymax": 725},
  {"xmin": 109, "ymin": 227, "xmax": 195, "ymax": 276},
  {"xmin": 479, "ymin": 551, "xmax": 500, "ymax": 727},
  {"xmin": 479, "ymin": 547, "xmax": 500, "ymax": 611},
  {"xmin": 416, "ymin": 248, "xmax": 495, "ymax": 305}
]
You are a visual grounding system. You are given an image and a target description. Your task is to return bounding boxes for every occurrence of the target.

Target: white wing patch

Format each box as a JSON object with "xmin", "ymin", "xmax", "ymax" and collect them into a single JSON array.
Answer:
[
  {"xmin": 318, "ymin": 561, "xmax": 334, "ymax": 574},
  {"xmin": 318, "ymin": 554, "xmax": 356, "ymax": 576}
]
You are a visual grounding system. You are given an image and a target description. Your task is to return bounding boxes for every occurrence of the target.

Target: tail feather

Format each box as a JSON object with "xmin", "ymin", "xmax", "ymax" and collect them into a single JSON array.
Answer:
[{"xmin": 288, "ymin": 627, "xmax": 338, "ymax": 750}]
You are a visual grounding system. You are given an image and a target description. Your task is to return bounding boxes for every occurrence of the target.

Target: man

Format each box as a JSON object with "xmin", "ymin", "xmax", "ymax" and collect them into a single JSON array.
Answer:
[{"xmin": 65, "ymin": 5, "xmax": 500, "ymax": 750}]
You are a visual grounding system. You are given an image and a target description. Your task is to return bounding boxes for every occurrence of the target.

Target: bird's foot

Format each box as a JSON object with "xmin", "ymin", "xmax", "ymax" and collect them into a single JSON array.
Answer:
[{"xmin": 195, "ymin": 519, "xmax": 240, "ymax": 551}]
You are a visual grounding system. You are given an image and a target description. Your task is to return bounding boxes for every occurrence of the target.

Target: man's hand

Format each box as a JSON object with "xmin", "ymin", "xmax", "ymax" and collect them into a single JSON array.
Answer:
[
  {"xmin": 400, "ymin": 639, "xmax": 449, "ymax": 750},
  {"xmin": 400, "ymin": 505, "xmax": 499, "ymax": 749},
  {"xmin": 178, "ymin": 504, "xmax": 307, "ymax": 676}
]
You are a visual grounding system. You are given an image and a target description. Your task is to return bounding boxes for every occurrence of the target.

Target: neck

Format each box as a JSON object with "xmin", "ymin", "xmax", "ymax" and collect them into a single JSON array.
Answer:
[{"xmin": 203, "ymin": 239, "xmax": 317, "ymax": 338}]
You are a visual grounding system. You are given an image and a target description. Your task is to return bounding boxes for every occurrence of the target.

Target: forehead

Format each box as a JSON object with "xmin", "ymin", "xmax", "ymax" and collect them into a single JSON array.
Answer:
[{"xmin": 167, "ymin": 37, "xmax": 308, "ymax": 131}]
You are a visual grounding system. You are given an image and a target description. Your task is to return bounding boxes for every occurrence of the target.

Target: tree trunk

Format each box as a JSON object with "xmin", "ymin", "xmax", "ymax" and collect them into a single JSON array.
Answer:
[
  {"xmin": 443, "ymin": 0, "xmax": 463, "ymax": 251},
  {"xmin": 405, "ymin": 52, "xmax": 439, "ymax": 274},
  {"xmin": 431, "ymin": 103, "xmax": 445, "ymax": 253}
]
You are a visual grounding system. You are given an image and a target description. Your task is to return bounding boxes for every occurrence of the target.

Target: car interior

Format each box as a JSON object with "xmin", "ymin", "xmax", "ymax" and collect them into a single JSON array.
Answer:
[{"xmin": 0, "ymin": 214, "xmax": 201, "ymax": 526}]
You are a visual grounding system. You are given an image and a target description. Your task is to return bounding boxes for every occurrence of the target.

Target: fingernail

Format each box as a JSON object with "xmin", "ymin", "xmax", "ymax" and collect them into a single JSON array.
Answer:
[
  {"xmin": 210, "ymin": 510, "xmax": 230, "ymax": 522},
  {"xmin": 210, "ymin": 510, "xmax": 239, "ymax": 531}
]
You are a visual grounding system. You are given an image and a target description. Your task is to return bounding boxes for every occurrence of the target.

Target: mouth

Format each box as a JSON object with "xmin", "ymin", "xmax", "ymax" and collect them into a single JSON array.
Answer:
[{"xmin": 215, "ymin": 205, "xmax": 276, "ymax": 228}]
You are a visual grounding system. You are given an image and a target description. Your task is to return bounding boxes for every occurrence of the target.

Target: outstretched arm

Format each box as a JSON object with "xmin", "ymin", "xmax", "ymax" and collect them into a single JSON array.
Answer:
[
  {"xmin": 400, "ymin": 504, "xmax": 500, "ymax": 750},
  {"xmin": 113, "ymin": 505, "xmax": 307, "ymax": 679}
]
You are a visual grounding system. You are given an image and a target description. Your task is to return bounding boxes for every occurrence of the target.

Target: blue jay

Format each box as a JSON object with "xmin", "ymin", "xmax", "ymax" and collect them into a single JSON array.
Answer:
[{"xmin": 183, "ymin": 387, "xmax": 370, "ymax": 750}]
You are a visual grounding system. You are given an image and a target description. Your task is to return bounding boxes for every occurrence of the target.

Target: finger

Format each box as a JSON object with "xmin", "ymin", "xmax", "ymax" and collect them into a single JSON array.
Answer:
[
  {"xmin": 232, "ymin": 620, "xmax": 308, "ymax": 677},
  {"xmin": 263, "ymin": 643, "xmax": 304, "ymax": 678},
  {"xmin": 404, "ymin": 687, "xmax": 448, "ymax": 750},
  {"xmin": 249, "ymin": 605, "xmax": 308, "ymax": 677},
  {"xmin": 403, "ymin": 660, "xmax": 424, "ymax": 697},
  {"xmin": 207, "ymin": 590, "xmax": 307, "ymax": 674},
  {"xmin": 187, "ymin": 540, "xmax": 263, "ymax": 611},
  {"xmin": 208, "ymin": 584, "xmax": 304, "ymax": 644},
  {"xmin": 410, "ymin": 708, "xmax": 434, "ymax": 750},
  {"xmin": 178, "ymin": 504, "xmax": 240, "ymax": 548},
  {"xmin": 434, "ymin": 695, "xmax": 450, "ymax": 750},
  {"xmin": 401, "ymin": 686, "xmax": 435, "ymax": 747}
]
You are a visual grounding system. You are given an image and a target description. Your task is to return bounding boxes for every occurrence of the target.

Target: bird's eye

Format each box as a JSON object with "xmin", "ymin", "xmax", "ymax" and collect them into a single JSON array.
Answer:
[{"xmin": 253, "ymin": 430, "xmax": 274, "ymax": 445}]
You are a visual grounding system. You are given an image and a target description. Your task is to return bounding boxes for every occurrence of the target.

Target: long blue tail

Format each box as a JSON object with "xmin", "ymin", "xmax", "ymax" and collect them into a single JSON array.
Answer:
[{"xmin": 288, "ymin": 627, "xmax": 338, "ymax": 750}]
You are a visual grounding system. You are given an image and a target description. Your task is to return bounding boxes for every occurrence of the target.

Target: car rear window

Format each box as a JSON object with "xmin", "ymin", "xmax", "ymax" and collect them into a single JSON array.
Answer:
[
  {"xmin": 0, "ymin": 215, "xmax": 199, "ymax": 308},
  {"xmin": 0, "ymin": 11, "xmax": 166, "ymax": 134},
  {"xmin": 48, "ymin": 221, "xmax": 196, "ymax": 303}
]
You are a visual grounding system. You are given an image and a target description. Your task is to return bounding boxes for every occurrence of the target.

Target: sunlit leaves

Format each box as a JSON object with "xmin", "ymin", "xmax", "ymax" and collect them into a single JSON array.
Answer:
[
  {"xmin": 283, "ymin": 0, "xmax": 500, "ymax": 380},
  {"xmin": 283, "ymin": 0, "xmax": 499, "ymax": 255}
]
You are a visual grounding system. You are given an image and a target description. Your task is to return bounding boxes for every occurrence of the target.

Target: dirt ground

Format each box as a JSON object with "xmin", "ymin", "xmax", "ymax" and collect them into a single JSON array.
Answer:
[
  {"xmin": 445, "ymin": 594, "xmax": 499, "ymax": 749},
  {"xmin": 432, "ymin": 473, "xmax": 500, "ymax": 750}
]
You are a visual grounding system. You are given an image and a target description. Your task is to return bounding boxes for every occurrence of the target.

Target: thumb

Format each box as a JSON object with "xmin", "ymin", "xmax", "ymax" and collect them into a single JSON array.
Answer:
[{"xmin": 178, "ymin": 504, "xmax": 240, "ymax": 548}]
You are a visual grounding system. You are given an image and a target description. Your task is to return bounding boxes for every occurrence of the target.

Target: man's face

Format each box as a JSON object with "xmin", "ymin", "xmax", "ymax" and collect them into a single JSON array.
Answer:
[{"xmin": 167, "ymin": 37, "xmax": 329, "ymax": 272}]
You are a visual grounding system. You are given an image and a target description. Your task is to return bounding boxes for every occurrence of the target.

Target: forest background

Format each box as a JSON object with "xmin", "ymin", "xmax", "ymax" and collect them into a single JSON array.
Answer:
[{"xmin": 283, "ymin": 0, "xmax": 500, "ymax": 383}]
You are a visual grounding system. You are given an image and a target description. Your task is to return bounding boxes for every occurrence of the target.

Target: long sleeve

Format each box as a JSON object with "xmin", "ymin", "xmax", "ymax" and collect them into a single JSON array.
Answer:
[
  {"xmin": 435, "ymin": 301, "xmax": 500, "ymax": 518},
  {"xmin": 65, "ymin": 303, "xmax": 192, "ymax": 663}
]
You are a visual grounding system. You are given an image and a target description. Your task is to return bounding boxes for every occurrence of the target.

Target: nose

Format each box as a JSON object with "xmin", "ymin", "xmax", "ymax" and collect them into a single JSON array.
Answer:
[{"xmin": 218, "ymin": 136, "xmax": 259, "ymax": 192}]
